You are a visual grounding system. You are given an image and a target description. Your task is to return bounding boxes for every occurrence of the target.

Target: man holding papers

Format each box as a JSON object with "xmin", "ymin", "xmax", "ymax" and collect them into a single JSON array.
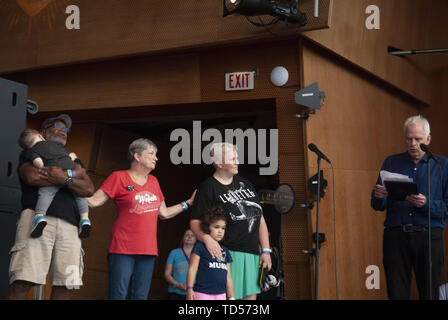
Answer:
[{"xmin": 371, "ymin": 115, "xmax": 448, "ymax": 300}]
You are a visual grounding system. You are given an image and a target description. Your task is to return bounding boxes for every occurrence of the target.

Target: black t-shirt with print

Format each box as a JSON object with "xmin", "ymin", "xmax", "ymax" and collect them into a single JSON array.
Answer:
[
  {"xmin": 191, "ymin": 175, "xmax": 263, "ymax": 255},
  {"xmin": 18, "ymin": 150, "xmax": 84, "ymax": 227},
  {"xmin": 25, "ymin": 140, "xmax": 75, "ymax": 170}
]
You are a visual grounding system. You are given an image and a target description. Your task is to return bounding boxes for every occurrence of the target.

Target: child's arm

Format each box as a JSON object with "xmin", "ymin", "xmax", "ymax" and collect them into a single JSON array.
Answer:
[
  {"xmin": 25, "ymin": 148, "xmax": 44, "ymax": 169},
  {"xmin": 226, "ymin": 263, "xmax": 235, "ymax": 300},
  {"xmin": 32, "ymin": 157, "xmax": 45, "ymax": 169},
  {"xmin": 69, "ymin": 152, "xmax": 77, "ymax": 161},
  {"xmin": 186, "ymin": 253, "xmax": 200, "ymax": 300}
]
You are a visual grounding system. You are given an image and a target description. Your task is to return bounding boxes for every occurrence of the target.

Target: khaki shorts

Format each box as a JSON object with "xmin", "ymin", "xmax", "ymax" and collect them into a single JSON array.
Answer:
[{"xmin": 9, "ymin": 209, "xmax": 84, "ymax": 288}]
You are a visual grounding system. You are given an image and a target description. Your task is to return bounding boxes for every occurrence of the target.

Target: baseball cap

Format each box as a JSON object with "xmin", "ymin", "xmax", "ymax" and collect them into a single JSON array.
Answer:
[{"xmin": 41, "ymin": 114, "xmax": 72, "ymax": 130}]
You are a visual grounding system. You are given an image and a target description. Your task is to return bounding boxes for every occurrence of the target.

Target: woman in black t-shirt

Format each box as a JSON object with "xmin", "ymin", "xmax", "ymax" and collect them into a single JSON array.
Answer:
[{"xmin": 190, "ymin": 142, "xmax": 272, "ymax": 300}]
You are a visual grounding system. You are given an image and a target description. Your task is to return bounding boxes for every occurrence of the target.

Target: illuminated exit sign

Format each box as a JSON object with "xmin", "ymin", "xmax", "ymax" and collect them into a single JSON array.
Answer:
[{"xmin": 225, "ymin": 71, "xmax": 255, "ymax": 91}]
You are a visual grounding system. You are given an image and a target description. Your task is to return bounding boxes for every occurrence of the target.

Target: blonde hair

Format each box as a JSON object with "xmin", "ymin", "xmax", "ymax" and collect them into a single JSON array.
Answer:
[
  {"xmin": 18, "ymin": 128, "xmax": 40, "ymax": 149},
  {"xmin": 210, "ymin": 142, "xmax": 237, "ymax": 164}
]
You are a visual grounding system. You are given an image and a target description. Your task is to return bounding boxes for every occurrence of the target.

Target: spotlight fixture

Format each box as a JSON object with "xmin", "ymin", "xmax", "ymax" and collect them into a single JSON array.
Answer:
[{"xmin": 224, "ymin": 0, "xmax": 307, "ymax": 26}]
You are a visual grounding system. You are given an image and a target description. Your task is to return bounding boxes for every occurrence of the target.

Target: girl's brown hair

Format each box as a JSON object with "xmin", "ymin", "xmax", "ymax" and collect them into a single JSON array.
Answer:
[{"xmin": 200, "ymin": 206, "xmax": 227, "ymax": 234}]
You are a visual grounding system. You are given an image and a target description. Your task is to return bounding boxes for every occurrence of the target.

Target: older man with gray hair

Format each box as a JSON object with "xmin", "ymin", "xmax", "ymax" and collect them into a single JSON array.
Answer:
[{"xmin": 371, "ymin": 115, "xmax": 448, "ymax": 300}]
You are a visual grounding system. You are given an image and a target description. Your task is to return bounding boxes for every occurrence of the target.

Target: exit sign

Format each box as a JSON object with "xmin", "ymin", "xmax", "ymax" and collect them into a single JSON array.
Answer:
[{"xmin": 225, "ymin": 71, "xmax": 255, "ymax": 91}]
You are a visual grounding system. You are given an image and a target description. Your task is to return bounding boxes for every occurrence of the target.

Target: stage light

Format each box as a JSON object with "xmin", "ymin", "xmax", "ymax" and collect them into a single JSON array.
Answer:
[
  {"xmin": 223, "ymin": 0, "xmax": 307, "ymax": 26},
  {"xmin": 224, "ymin": 0, "xmax": 273, "ymax": 16},
  {"xmin": 224, "ymin": 0, "xmax": 241, "ymax": 13}
]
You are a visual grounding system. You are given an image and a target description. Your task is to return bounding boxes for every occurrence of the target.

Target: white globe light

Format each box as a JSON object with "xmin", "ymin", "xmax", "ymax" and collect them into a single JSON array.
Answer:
[{"xmin": 270, "ymin": 66, "xmax": 289, "ymax": 87}]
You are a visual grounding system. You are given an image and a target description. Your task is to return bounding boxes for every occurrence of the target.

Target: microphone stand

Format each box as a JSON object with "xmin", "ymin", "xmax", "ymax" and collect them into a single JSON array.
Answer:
[
  {"xmin": 427, "ymin": 156, "xmax": 433, "ymax": 300},
  {"xmin": 314, "ymin": 156, "xmax": 322, "ymax": 300}
]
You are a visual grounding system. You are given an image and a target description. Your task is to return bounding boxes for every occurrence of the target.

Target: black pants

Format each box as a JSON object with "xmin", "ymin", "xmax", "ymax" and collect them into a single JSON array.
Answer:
[{"xmin": 383, "ymin": 227, "xmax": 444, "ymax": 300}]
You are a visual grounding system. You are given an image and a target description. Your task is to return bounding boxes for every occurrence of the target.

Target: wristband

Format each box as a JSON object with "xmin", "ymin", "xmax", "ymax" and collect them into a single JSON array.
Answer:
[
  {"xmin": 262, "ymin": 248, "xmax": 272, "ymax": 254},
  {"xmin": 72, "ymin": 170, "xmax": 77, "ymax": 179},
  {"xmin": 186, "ymin": 286, "xmax": 194, "ymax": 290},
  {"xmin": 65, "ymin": 169, "xmax": 73, "ymax": 186},
  {"xmin": 180, "ymin": 201, "xmax": 189, "ymax": 211},
  {"xmin": 228, "ymin": 297, "xmax": 236, "ymax": 300}
]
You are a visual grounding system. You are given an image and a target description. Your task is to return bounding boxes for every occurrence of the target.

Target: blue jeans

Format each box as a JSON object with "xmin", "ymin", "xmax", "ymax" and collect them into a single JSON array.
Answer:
[{"xmin": 108, "ymin": 253, "xmax": 156, "ymax": 300}]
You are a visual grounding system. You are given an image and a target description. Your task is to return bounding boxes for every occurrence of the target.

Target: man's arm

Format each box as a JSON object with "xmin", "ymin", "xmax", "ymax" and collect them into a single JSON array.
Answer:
[
  {"xmin": 66, "ymin": 163, "xmax": 94, "ymax": 197},
  {"xmin": 19, "ymin": 162, "xmax": 53, "ymax": 187},
  {"xmin": 20, "ymin": 162, "xmax": 94, "ymax": 197}
]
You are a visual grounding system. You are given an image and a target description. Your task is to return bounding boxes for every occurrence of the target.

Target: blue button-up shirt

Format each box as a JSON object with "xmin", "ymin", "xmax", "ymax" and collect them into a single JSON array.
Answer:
[{"xmin": 371, "ymin": 152, "xmax": 448, "ymax": 228}]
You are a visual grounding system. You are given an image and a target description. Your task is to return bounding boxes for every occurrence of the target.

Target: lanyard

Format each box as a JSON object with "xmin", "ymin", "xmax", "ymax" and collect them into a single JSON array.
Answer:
[{"xmin": 181, "ymin": 248, "xmax": 190, "ymax": 264}]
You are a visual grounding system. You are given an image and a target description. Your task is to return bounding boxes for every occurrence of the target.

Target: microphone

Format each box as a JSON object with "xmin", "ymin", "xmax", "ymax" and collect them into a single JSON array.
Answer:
[
  {"xmin": 420, "ymin": 144, "xmax": 438, "ymax": 162},
  {"xmin": 308, "ymin": 143, "xmax": 331, "ymax": 164}
]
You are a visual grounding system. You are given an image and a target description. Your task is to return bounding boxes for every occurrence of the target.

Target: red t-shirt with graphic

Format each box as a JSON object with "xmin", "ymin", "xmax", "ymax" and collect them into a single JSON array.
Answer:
[{"xmin": 100, "ymin": 170, "xmax": 164, "ymax": 255}]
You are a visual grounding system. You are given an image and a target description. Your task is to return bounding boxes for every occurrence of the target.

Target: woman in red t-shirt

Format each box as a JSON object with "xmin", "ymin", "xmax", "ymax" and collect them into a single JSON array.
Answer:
[{"xmin": 87, "ymin": 138, "xmax": 195, "ymax": 300}]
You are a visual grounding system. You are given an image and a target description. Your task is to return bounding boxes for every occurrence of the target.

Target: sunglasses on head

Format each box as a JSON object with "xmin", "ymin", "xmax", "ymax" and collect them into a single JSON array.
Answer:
[{"xmin": 46, "ymin": 122, "xmax": 70, "ymax": 133}]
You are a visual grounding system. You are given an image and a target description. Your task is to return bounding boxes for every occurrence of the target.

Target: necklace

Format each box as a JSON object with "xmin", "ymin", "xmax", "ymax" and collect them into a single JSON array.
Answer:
[{"xmin": 128, "ymin": 170, "xmax": 148, "ymax": 186}]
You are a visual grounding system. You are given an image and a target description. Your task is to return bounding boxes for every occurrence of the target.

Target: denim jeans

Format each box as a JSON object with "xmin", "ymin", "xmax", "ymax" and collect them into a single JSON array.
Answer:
[{"xmin": 108, "ymin": 253, "xmax": 156, "ymax": 300}]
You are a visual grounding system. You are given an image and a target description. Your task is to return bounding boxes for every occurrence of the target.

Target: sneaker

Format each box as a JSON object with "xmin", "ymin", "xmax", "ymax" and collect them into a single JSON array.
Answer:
[
  {"xmin": 79, "ymin": 218, "xmax": 91, "ymax": 239},
  {"xmin": 30, "ymin": 214, "xmax": 47, "ymax": 238}
]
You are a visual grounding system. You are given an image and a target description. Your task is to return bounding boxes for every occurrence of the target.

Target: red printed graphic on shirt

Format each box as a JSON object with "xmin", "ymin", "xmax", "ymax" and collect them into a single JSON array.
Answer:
[{"xmin": 130, "ymin": 191, "xmax": 161, "ymax": 214}]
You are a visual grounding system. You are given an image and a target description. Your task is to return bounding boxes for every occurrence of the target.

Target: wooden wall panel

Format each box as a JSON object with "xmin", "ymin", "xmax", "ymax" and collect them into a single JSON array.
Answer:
[
  {"xmin": 199, "ymin": 41, "xmax": 301, "ymax": 103},
  {"xmin": 6, "ymin": 54, "xmax": 201, "ymax": 111},
  {"xmin": 303, "ymin": 0, "xmax": 448, "ymax": 104},
  {"xmin": 302, "ymin": 44, "xmax": 423, "ymax": 299},
  {"xmin": 4, "ymin": 0, "xmax": 446, "ymax": 107},
  {"xmin": 422, "ymin": 69, "xmax": 448, "ymax": 155},
  {"xmin": 92, "ymin": 125, "xmax": 141, "ymax": 177},
  {"xmin": 0, "ymin": 0, "xmax": 330, "ymax": 74},
  {"xmin": 64, "ymin": 123, "xmax": 97, "ymax": 169},
  {"xmin": 276, "ymin": 97, "xmax": 310, "ymax": 299}
]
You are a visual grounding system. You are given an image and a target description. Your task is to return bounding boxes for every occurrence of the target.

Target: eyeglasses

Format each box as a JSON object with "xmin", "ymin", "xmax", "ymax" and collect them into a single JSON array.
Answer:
[{"xmin": 45, "ymin": 123, "xmax": 70, "ymax": 133}]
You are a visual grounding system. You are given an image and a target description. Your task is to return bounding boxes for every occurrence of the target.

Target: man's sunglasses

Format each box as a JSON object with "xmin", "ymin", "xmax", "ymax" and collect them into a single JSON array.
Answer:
[{"xmin": 45, "ymin": 123, "xmax": 70, "ymax": 133}]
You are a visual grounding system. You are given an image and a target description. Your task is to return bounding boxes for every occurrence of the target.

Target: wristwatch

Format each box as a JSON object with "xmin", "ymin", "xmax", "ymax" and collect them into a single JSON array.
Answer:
[{"xmin": 65, "ymin": 169, "xmax": 74, "ymax": 186}]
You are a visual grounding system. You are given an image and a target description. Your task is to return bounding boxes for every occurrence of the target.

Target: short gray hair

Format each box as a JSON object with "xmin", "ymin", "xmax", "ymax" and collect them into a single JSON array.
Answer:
[
  {"xmin": 404, "ymin": 115, "xmax": 430, "ymax": 137},
  {"xmin": 128, "ymin": 138, "xmax": 157, "ymax": 163}
]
